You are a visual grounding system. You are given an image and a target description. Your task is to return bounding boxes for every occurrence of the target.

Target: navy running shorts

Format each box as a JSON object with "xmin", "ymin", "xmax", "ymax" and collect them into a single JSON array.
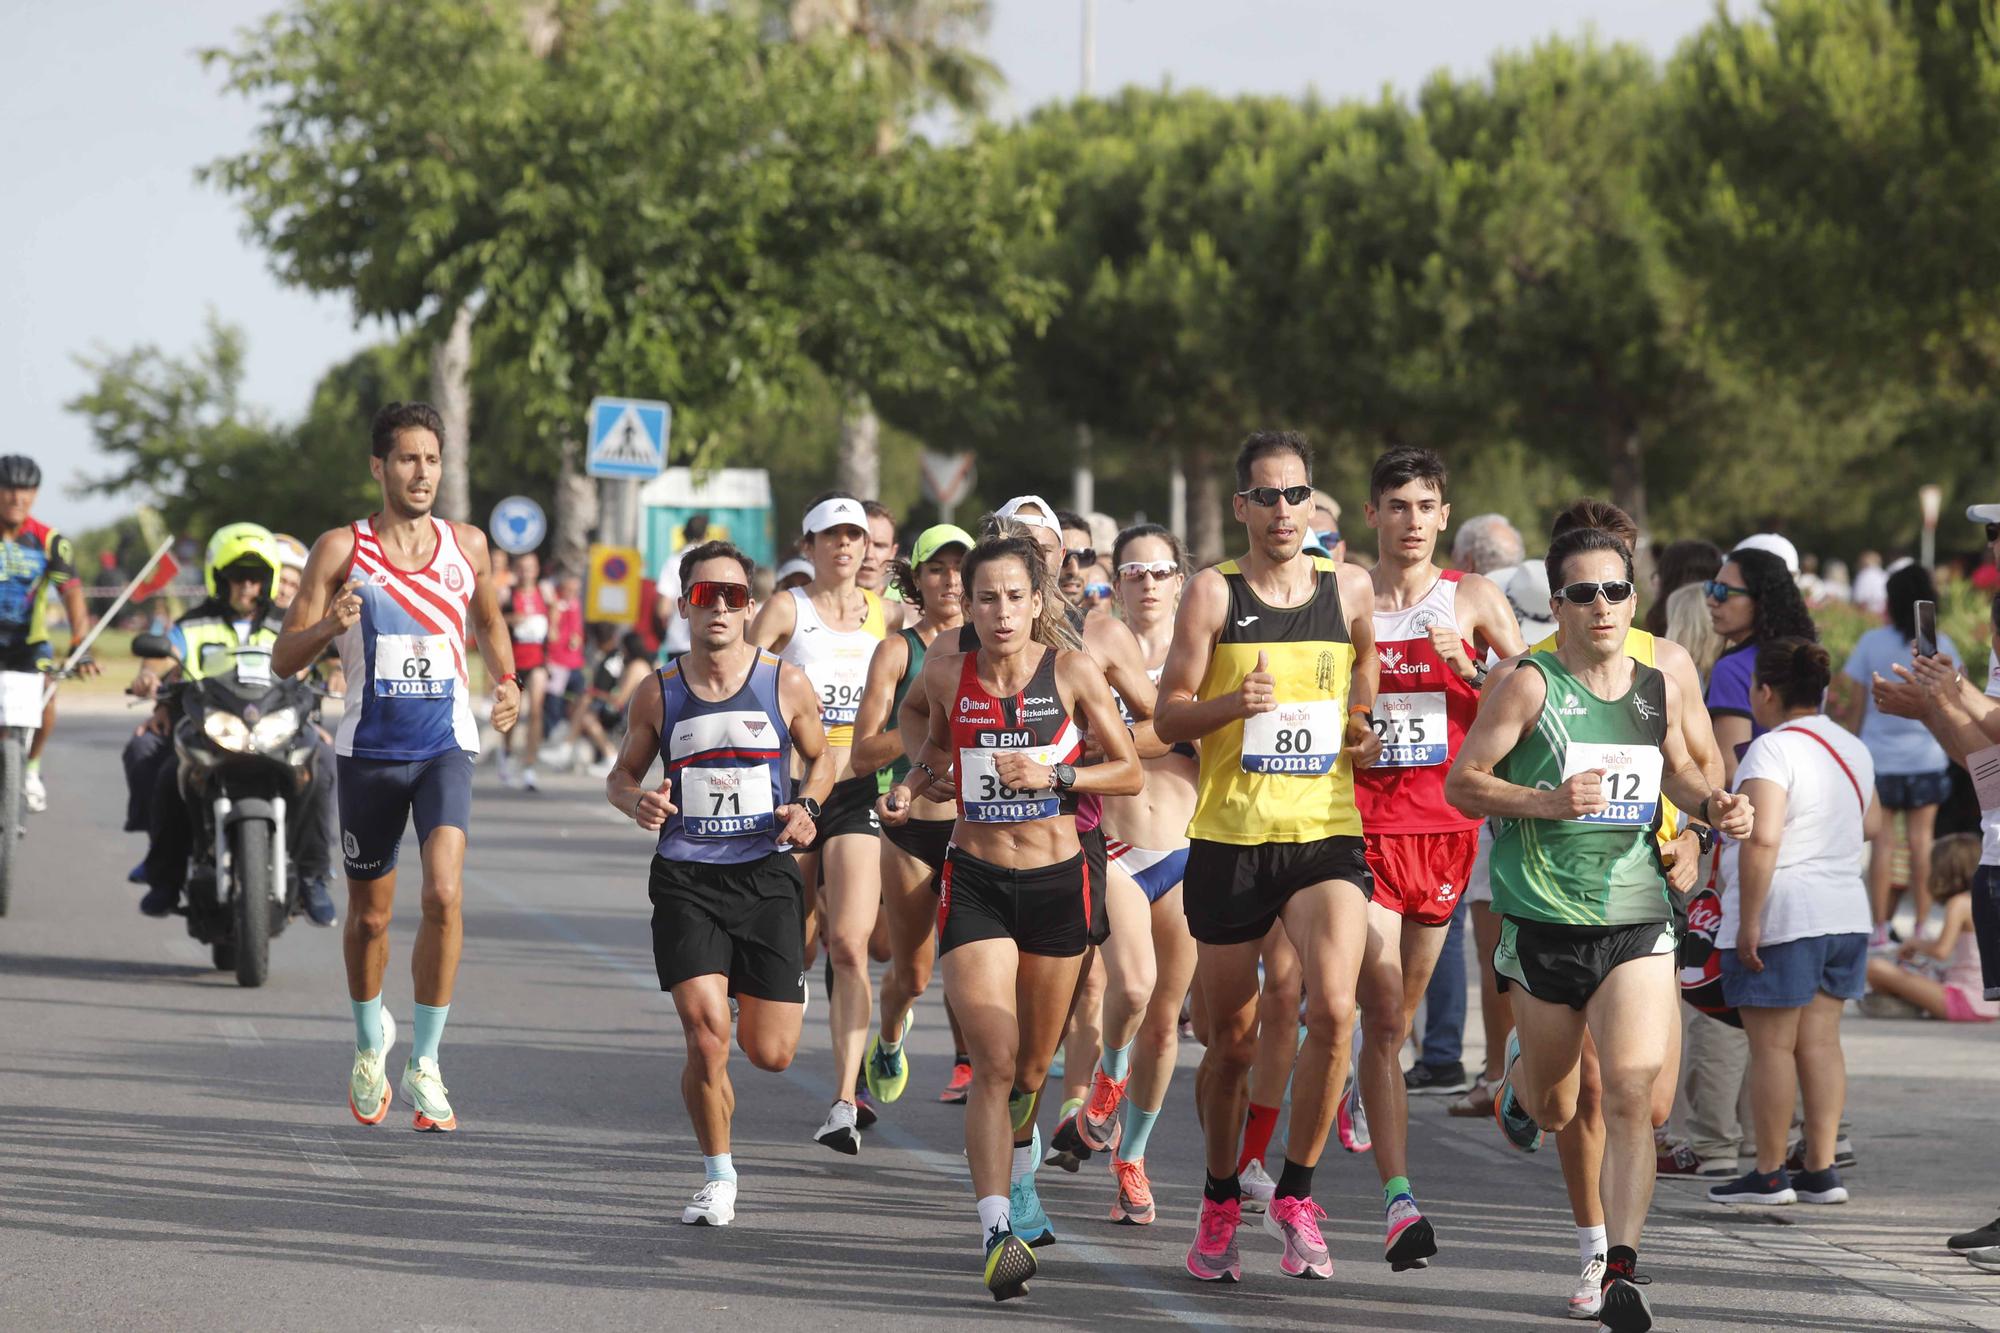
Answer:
[{"xmin": 335, "ymin": 749, "xmax": 474, "ymax": 880}]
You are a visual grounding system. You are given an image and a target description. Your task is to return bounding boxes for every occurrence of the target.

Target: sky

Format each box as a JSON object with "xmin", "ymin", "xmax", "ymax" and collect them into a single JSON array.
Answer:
[{"xmin": 3, "ymin": 0, "xmax": 1722, "ymax": 538}]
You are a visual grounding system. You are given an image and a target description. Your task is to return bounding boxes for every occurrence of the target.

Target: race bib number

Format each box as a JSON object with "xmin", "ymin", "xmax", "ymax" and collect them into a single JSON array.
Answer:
[
  {"xmin": 1241, "ymin": 700, "xmax": 1340, "ymax": 775},
  {"xmin": 1561, "ymin": 741, "xmax": 1663, "ymax": 826},
  {"xmin": 959, "ymin": 745, "xmax": 1061, "ymax": 823},
  {"xmin": 1371, "ymin": 690, "xmax": 1447, "ymax": 767},
  {"xmin": 374, "ymin": 633, "xmax": 454, "ymax": 699},
  {"xmin": 807, "ymin": 658, "xmax": 868, "ymax": 727},
  {"xmin": 679, "ymin": 766, "xmax": 777, "ymax": 839}
]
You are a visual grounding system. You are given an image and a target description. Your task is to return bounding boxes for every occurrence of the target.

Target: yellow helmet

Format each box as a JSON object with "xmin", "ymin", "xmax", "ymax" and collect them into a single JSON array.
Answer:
[{"xmin": 205, "ymin": 522, "xmax": 281, "ymax": 601}]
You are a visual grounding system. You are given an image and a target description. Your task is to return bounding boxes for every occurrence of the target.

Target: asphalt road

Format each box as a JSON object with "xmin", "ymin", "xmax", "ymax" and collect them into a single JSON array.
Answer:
[{"xmin": 4, "ymin": 707, "xmax": 1999, "ymax": 1331}]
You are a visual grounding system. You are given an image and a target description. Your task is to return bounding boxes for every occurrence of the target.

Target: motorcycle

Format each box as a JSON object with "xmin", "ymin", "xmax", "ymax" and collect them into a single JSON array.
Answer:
[
  {"xmin": 0, "ymin": 668, "xmax": 56, "ymax": 916},
  {"xmin": 133, "ymin": 634, "xmax": 322, "ymax": 987}
]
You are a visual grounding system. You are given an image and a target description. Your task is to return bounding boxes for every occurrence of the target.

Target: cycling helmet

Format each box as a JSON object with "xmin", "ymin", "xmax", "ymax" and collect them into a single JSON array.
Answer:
[
  {"xmin": 0, "ymin": 455, "xmax": 42, "ymax": 489},
  {"xmin": 204, "ymin": 522, "xmax": 282, "ymax": 601},
  {"xmin": 272, "ymin": 532, "xmax": 309, "ymax": 571}
]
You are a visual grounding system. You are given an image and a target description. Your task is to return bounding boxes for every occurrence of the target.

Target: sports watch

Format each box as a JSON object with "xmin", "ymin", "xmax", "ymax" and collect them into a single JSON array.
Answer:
[
  {"xmin": 1051, "ymin": 763, "xmax": 1077, "ymax": 792},
  {"xmin": 799, "ymin": 796, "xmax": 823, "ymax": 822}
]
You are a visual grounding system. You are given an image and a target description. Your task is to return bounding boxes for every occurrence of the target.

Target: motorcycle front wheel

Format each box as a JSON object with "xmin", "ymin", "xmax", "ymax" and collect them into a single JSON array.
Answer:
[{"xmin": 231, "ymin": 819, "xmax": 273, "ymax": 988}]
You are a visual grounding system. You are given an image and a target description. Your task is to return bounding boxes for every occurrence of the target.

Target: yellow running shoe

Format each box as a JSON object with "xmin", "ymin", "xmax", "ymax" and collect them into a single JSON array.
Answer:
[
  {"xmin": 864, "ymin": 1009, "xmax": 916, "ymax": 1104},
  {"xmin": 348, "ymin": 1009, "xmax": 397, "ymax": 1125},
  {"xmin": 399, "ymin": 1055, "xmax": 458, "ymax": 1132},
  {"xmin": 983, "ymin": 1230, "xmax": 1036, "ymax": 1302}
]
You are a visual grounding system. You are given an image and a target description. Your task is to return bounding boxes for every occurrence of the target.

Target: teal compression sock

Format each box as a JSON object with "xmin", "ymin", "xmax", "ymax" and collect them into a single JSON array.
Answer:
[
  {"xmin": 351, "ymin": 994, "xmax": 383, "ymax": 1052},
  {"xmin": 704, "ymin": 1153, "xmax": 737, "ymax": 1184},
  {"xmin": 1100, "ymin": 1039, "xmax": 1133, "ymax": 1083},
  {"xmin": 410, "ymin": 1002, "xmax": 450, "ymax": 1065},
  {"xmin": 1121, "ymin": 1104, "xmax": 1162, "ymax": 1161}
]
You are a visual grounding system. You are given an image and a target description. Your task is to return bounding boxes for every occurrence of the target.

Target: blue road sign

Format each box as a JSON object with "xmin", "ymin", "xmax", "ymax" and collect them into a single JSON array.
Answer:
[
  {"xmin": 489, "ymin": 496, "xmax": 548, "ymax": 555},
  {"xmin": 586, "ymin": 397, "xmax": 671, "ymax": 479}
]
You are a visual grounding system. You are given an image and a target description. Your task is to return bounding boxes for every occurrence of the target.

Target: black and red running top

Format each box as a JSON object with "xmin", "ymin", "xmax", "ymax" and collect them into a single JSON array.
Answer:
[{"xmin": 949, "ymin": 647, "xmax": 1085, "ymax": 825}]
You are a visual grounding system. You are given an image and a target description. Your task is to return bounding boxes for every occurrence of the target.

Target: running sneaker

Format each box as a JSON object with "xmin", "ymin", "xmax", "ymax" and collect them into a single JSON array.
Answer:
[
  {"xmin": 1239, "ymin": 1157, "xmax": 1276, "ymax": 1213},
  {"xmin": 1110, "ymin": 1156, "xmax": 1155, "ymax": 1226},
  {"xmin": 1966, "ymin": 1247, "xmax": 2000, "ymax": 1274},
  {"xmin": 1949, "ymin": 1213, "xmax": 2000, "ymax": 1253},
  {"xmin": 1076, "ymin": 1068, "xmax": 1128, "ymax": 1153},
  {"xmin": 520, "ymin": 766, "xmax": 540, "ymax": 792},
  {"xmin": 400, "ymin": 1055, "xmax": 457, "ymax": 1132},
  {"xmin": 347, "ymin": 1010, "xmax": 397, "ymax": 1125},
  {"xmin": 1265, "ymin": 1195, "xmax": 1334, "ymax": 1279},
  {"xmin": 1568, "ymin": 1254, "xmax": 1606, "ymax": 1319},
  {"xmin": 127, "ymin": 859, "xmax": 148, "ymax": 885},
  {"xmin": 1655, "ymin": 1140, "xmax": 1705, "ymax": 1177},
  {"xmin": 815, "ymin": 1100, "xmax": 861, "ymax": 1154},
  {"xmin": 1707, "ymin": 1168, "xmax": 1795, "ymax": 1206},
  {"xmin": 1792, "ymin": 1166, "xmax": 1849, "ymax": 1205},
  {"xmin": 1011, "ymin": 1168, "xmax": 1057, "ymax": 1248},
  {"xmin": 853, "ymin": 1086, "xmax": 880, "ymax": 1131},
  {"xmin": 1384, "ymin": 1193, "xmax": 1436, "ymax": 1271},
  {"xmin": 1494, "ymin": 1030, "xmax": 1544, "ymax": 1153},
  {"xmin": 1336, "ymin": 1078, "xmax": 1372, "ymax": 1153},
  {"xmin": 1403, "ymin": 1060, "xmax": 1472, "ymax": 1095},
  {"xmin": 984, "ymin": 1229, "xmax": 1037, "ymax": 1302},
  {"xmin": 1447, "ymin": 1075, "xmax": 1495, "ymax": 1118},
  {"xmin": 1047, "ymin": 1097, "xmax": 1089, "ymax": 1171},
  {"xmin": 24, "ymin": 770, "xmax": 46, "ymax": 814},
  {"xmin": 301, "ymin": 878, "xmax": 338, "ymax": 928},
  {"xmin": 939, "ymin": 1059, "xmax": 973, "ymax": 1105},
  {"xmin": 1785, "ymin": 1135, "xmax": 1858, "ymax": 1173},
  {"xmin": 1185, "ymin": 1196, "xmax": 1243, "ymax": 1283},
  {"xmin": 1597, "ymin": 1274, "xmax": 1654, "ymax": 1332},
  {"xmin": 864, "ymin": 1010, "xmax": 916, "ymax": 1104},
  {"xmin": 682, "ymin": 1178, "xmax": 736, "ymax": 1226}
]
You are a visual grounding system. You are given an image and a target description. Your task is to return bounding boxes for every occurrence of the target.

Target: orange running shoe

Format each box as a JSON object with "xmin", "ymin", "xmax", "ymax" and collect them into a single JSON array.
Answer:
[{"xmin": 1110, "ymin": 1156, "xmax": 1155, "ymax": 1226}]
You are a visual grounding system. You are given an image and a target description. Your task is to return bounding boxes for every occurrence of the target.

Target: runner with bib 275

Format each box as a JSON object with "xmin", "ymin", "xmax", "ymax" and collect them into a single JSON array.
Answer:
[{"xmin": 1445, "ymin": 524, "xmax": 1753, "ymax": 1333}]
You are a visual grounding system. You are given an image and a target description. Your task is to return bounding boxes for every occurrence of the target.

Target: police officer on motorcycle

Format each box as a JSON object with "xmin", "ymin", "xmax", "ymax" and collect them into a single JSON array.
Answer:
[{"xmin": 126, "ymin": 523, "xmax": 339, "ymax": 924}]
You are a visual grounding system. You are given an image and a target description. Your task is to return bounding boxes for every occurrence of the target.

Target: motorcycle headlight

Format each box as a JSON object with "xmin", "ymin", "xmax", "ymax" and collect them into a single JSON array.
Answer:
[
  {"xmin": 203, "ymin": 711, "xmax": 253, "ymax": 753},
  {"xmin": 251, "ymin": 707, "xmax": 300, "ymax": 752}
]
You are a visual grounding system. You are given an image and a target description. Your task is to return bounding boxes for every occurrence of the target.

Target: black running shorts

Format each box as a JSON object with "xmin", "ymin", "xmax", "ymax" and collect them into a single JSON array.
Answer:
[
  {"xmin": 1493, "ymin": 915, "xmax": 1677, "ymax": 1011},
  {"xmin": 1182, "ymin": 835, "xmax": 1373, "ymax": 946},
  {"xmin": 816, "ymin": 774, "xmax": 881, "ymax": 842},
  {"xmin": 937, "ymin": 847, "xmax": 1091, "ymax": 959},
  {"xmin": 1083, "ymin": 824, "xmax": 1110, "ymax": 946},
  {"xmin": 649, "ymin": 852, "xmax": 806, "ymax": 1002},
  {"xmin": 884, "ymin": 815, "xmax": 954, "ymax": 873}
]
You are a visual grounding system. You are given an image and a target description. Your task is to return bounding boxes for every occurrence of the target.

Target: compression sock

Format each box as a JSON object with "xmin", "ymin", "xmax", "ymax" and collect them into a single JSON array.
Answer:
[
  {"xmin": 351, "ymin": 994, "xmax": 384, "ymax": 1052},
  {"xmin": 1579, "ymin": 1224, "xmax": 1608, "ymax": 1267},
  {"xmin": 1100, "ymin": 1038, "xmax": 1133, "ymax": 1083},
  {"xmin": 1204, "ymin": 1171, "xmax": 1241, "ymax": 1205},
  {"xmin": 1384, "ymin": 1174, "xmax": 1412, "ymax": 1208},
  {"xmin": 410, "ymin": 1002, "xmax": 450, "ymax": 1066},
  {"xmin": 1605, "ymin": 1245, "xmax": 1638, "ymax": 1285},
  {"xmin": 1121, "ymin": 1104, "xmax": 1162, "ymax": 1161},
  {"xmin": 703, "ymin": 1153, "xmax": 737, "ymax": 1185},
  {"xmin": 1239, "ymin": 1102, "xmax": 1280, "ymax": 1170},
  {"xmin": 1274, "ymin": 1157, "xmax": 1316, "ymax": 1201}
]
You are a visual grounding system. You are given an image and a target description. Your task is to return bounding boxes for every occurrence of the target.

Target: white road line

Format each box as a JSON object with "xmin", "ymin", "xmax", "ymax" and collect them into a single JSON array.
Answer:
[
  {"xmin": 288, "ymin": 1128, "xmax": 360, "ymax": 1180},
  {"xmin": 215, "ymin": 1018, "xmax": 263, "ymax": 1048}
]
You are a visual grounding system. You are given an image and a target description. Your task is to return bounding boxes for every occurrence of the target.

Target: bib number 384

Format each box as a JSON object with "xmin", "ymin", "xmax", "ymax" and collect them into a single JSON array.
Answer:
[
  {"xmin": 1241, "ymin": 700, "xmax": 1340, "ymax": 775},
  {"xmin": 1560, "ymin": 742, "xmax": 1664, "ymax": 826},
  {"xmin": 959, "ymin": 747, "xmax": 1060, "ymax": 823},
  {"xmin": 374, "ymin": 634, "xmax": 453, "ymax": 698}
]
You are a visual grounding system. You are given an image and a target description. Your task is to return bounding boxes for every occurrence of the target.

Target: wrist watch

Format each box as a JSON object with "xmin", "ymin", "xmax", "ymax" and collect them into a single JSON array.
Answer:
[
  {"xmin": 1051, "ymin": 762, "xmax": 1077, "ymax": 792},
  {"xmin": 799, "ymin": 796, "xmax": 823, "ymax": 821},
  {"xmin": 1692, "ymin": 823, "xmax": 1718, "ymax": 856}
]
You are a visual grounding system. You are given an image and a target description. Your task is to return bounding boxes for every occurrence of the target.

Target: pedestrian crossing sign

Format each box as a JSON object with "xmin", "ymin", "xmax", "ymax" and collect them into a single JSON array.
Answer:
[{"xmin": 586, "ymin": 397, "xmax": 671, "ymax": 479}]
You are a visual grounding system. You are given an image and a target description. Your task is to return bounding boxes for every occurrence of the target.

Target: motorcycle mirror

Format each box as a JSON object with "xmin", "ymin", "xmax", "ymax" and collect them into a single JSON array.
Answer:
[{"xmin": 131, "ymin": 633, "xmax": 177, "ymax": 660}]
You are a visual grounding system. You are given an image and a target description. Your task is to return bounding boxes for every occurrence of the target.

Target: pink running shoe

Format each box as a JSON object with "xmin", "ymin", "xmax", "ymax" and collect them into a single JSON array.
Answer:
[
  {"xmin": 1076, "ymin": 1068, "xmax": 1128, "ymax": 1153},
  {"xmin": 1184, "ymin": 1196, "xmax": 1242, "ymax": 1282},
  {"xmin": 1265, "ymin": 1195, "xmax": 1334, "ymax": 1279}
]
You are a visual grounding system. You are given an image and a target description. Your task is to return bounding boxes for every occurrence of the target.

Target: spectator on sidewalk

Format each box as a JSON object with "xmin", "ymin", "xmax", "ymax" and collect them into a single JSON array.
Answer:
[
  {"xmin": 1708, "ymin": 640, "xmax": 1878, "ymax": 1208},
  {"xmin": 652, "ymin": 513, "xmax": 709, "ymax": 659},
  {"xmin": 1643, "ymin": 539, "xmax": 1723, "ymax": 638},
  {"xmin": 1864, "ymin": 834, "xmax": 1996, "ymax": 1021}
]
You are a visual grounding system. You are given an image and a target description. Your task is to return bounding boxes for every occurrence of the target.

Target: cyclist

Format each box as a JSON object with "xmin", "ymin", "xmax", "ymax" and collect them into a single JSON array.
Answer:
[{"xmin": 0, "ymin": 455, "xmax": 100, "ymax": 813}]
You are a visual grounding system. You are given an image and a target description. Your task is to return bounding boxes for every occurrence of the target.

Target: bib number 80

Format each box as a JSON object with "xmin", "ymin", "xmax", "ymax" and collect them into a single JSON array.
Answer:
[{"xmin": 1271, "ymin": 727, "xmax": 1314, "ymax": 754}]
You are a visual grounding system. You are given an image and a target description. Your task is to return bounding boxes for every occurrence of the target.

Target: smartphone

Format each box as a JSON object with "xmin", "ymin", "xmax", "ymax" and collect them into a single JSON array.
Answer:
[{"xmin": 1915, "ymin": 599, "xmax": 1939, "ymax": 658}]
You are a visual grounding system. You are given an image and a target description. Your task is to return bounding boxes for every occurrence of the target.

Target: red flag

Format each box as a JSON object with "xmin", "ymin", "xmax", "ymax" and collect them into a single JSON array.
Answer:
[{"xmin": 130, "ymin": 552, "xmax": 181, "ymax": 602}]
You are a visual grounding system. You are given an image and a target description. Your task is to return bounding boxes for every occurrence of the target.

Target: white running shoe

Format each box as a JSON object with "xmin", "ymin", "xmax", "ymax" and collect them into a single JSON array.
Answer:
[
  {"xmin": 348, "ymin": 1010, "xmax": 398, "ymax": 1125},
  {"xmin": 814, "ymin": 1100, "xmax": 860, "ymax": 1155},
  {"xmin": 1240, "ymin": 1157, "xmax": 1277, "ymax": 1212},
  {"xmin": 1568, "ymin": 1254, "xmax": 1606, "ymax": 1319},
  {"xmin": 683, "ymin": 1178, "xmax": 737, "ymax": 1226},
  {"xmin": 399, "ymin": 1055, "xmax": 459, "ymax": 1131},
  {"xmin": 520, "ymin": 766, "xmax": 541, "ymax": 792},
  {"xmin": 23, "ymin": 769, "xmax": 46, "ymax": 814}
]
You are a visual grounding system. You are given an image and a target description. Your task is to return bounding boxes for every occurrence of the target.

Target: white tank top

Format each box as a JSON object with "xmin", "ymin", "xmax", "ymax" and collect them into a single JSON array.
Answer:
[
  {"xmin": 778, "ymin": 585, "xmax": 884, "ymax": 747},
  {"xmin": 335, "ymin": 516, "xmax": 480, "ymax": 760}
]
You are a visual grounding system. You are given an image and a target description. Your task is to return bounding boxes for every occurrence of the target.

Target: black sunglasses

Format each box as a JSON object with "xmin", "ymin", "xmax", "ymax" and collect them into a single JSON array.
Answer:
[
  {"xmin": 1704, "ymin": 579, "xmax": 1751, "ymax": 602},
  {"xmin": 686, "ymin": 581, "xmax": 750, "ymax": 610},
  {"xmin": 1556, "ymin": 579, "xmax": 1636, "ymax": 606},
  {"xmin": 1062, "ymin": 547, "xmax": 1099, "ymax": 568},
  {"xmin": 1986, "ymin": 521, "xmax": 2000, "ymax": 543},
  {"xmin": 1237, "ymin": 485, "xmax": 1314, "ymax": 508}
]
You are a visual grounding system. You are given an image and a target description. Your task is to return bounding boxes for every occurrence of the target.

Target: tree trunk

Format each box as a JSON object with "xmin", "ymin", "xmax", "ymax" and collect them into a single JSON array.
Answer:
[
  {"xmin": 1190, "ymin": 444, "xmax": 1224, "ymax": 566},
  {"xmin": 430, "ymin": 302, "xmax": 474, "ymax": 523},
  {"xmin": 1605, "ymin": 420, "xmax": 1651, "ymax": 561},
  {"xmin": 838, "ymin": 391, "xmax": 881, "ymax": 499},
  {"xmin": 552, "ymin": 435, "xmax": 597, "ymax": 574}
]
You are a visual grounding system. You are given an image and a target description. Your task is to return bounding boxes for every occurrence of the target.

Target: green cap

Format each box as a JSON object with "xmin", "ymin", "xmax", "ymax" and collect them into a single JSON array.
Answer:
[{"xmin": 911, "ymin": 523, "xmax": 976, "ymax": 565}]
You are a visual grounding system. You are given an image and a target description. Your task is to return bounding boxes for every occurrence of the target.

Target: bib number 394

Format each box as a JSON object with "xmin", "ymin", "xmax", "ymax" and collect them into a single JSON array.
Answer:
[
  {"xmin": 1560, "ymin": 742, "xmax": 1664, "ymax": 826},
  {"xmin": 1241, "ymin": 700, "xmax": 1340, "ymax": 775},
  {"xmin": 808, "ymin": 661, "xmax": 866, "ymax": 727},
  {"xmin": 374, "ymin": 634, "xmax": 453, "ymax": 698},
  {"xmin": 680, "ymin": 767, "xmax": 776, "ymax": 839}
]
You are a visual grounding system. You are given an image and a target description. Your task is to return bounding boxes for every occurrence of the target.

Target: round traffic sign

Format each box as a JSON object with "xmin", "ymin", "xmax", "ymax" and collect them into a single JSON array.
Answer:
[{"xmin": 489, "ymin": 496, "xmax": 547, "ymax": 555}]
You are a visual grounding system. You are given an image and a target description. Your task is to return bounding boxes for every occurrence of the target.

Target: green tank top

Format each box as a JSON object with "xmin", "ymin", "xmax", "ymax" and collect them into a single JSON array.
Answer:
[
  {"xmin": 1489, "ymin": 653, "xmax": 1673, "ymax": 927},
  {"xmin": 877, "ymin": 627, "xmax": 927, "ymax": 795}
]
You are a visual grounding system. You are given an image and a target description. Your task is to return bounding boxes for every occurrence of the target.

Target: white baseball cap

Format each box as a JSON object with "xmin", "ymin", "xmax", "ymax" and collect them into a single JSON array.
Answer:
[
  {"xmin": 1731, "ymin": 532, "xmax": 1800, "ymax": 577},
  {"xmin": 1968, "ymin": 503, "xmax": 2000, "ymax": 525},
  {"xmin": 996, "ymin": 495, "xmax": 1062, "ymax": 534},
  {"xmin": 802, "ymin": 496, "xmax": 869, "ymax": 536},
  {"xmin": 776, "ymin": 556, "xmax": 814, "ymax": 584}
]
